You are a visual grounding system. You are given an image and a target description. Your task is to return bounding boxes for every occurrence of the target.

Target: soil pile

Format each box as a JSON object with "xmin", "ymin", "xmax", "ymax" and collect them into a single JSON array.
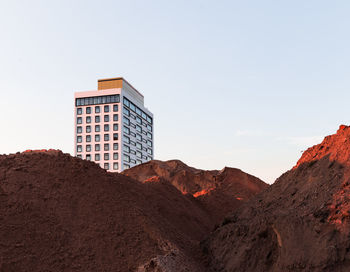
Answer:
[
  {"xmin": 123, "ymin": 160, "xmax": 268, "ymax": 225},
  {"xmin": 0, "ymin": 151, "xmax": 215, "ymax": 271},
  {"xmin": 204, "ymin": 125, "xmax": 350, "ymax": 271}
]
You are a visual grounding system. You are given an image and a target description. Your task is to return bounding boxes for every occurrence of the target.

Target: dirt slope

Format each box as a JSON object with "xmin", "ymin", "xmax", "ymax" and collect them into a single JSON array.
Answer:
[
  {"xmin": 123, "ymin": 160, "xmax": 268, "ymax": 224},
  {"xmin": 204, "ymin": 125, "xmax": 350, "ymax": 272},
  {"xmin": 0, "ymin": 151, "xmax": 214, "ymax": 271}
]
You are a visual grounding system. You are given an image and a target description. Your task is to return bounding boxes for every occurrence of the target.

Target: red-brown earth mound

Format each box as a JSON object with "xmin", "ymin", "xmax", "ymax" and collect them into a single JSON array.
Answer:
[
  {"xmin": 123, "ymin": 160, "xmax": 268, "ymax": 224},
  {"xmin": 204, "ymin": 125, "xmax": 350, "ymax": 272}
]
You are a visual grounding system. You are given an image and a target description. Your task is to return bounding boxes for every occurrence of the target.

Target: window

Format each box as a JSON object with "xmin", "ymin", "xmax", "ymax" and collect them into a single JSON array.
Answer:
[
  {"xmin": 147, "ymin": 124, "xmax": 152, "ymax": 131},
  {"xmin": 113, "ymin": 104, "xmax": 118, "ymax": 112},
  {"xmin": 123, "ymin": 126, "xmax": 130, "ymax": 135},
  {"xmin": 86, "ymin": 154, "xmax": 91, "ymax": 161},
  {"xmin": 113, "ymin": 133, "xmax": 118, "ymax": 140},
  {"xmin": 147, "ymin": 132, "xmax": 152, "ymax": 139},
  {"xmin": 104, "ymin": 105, "xmax": 109, "ymax": 112},
  {"xmin": 142, "ymin": 146, "xmax": 147, "ymax": 151},
  {"xmin": 123, "ymin": 98, "xmax": 130, "ymax": 107},
  {"xmin": 95, "ymin": 144, "xmax": 100, "ymax": 151},
  {"xmin": 136, "ymin": 125, "xmax": 142, "ymax": 133},
  {"xmin": 95, "ymin": 135, "xmax": 100, "ymax": 142},
  {"xmin": 147, "ymin": 149, "xmax": 153, "ymax": 155},
  {"xmin": 123, "ymin": 107, "xmax": 130, "ymax": 116},
  {"xmin": 86, "ymin": 126, "xmax": 91, "ymax": 133},
  {"xmin": 136, "ymin": 107, "xmax": 141, "ymax": 115},
  {"xmin": 95, "ymin": 116, "xmax": 100, "ymax": 123},
  {"xmin": 104, "ymin": 115, "xmax": 109, "ymax": 122},
  {"xmin": 77, "ymin": 145, "xmax": 82, "ymax": 152},
  {"xmin": 123, "ymin": 117, "xmax": 130, "ymax": 126},
  {"xmin": 86, "ymin": 107, "xmax": 91, "ymax": 114},
  {"xmin": 104, "ymin": 163, "xmax": 109, "ymax": 170},
  {"xmin": 124, "ymin": 154, "xmax": 130, "ymax": 162},
  {"xmin": 130, "ymin": 132, "xmax": 136, "ymax": 137},
  {"xmin": 86, "ymin": 135, "xmax": 91, "ymax": 142},
  {"xmin": 95, "ymin": 154, "xmax": 100, "ymax": 161},
  {"xmin": 113, "ymin": 124, "xmax": 118, "ymax": 131},
  {"xmin": 95, "ymin": 125, "xmax": 100, "ymax": 132},
  {"xmin": 130, "ymin": 150, "xmax": 136, "ymax": 155},
  {"xmin": 142, "ymin": 112, "xmax": 147, "ymax": 120},
  {"xmin": 86, "ymin": 116, "xmax": 91, "ymax": 123},
  {"xmin": 86, "ymin": 145, "xmax": 91, "ymax": 152},
  {"xmin": 137, "ymin": 159, "xmax": 142, "ymax": 164},
  {"xmin": 136, "ymin": 116, "xmax": 142, "ymax": 124},
  {"xmin": 123, "ymin": 136, "xmax": 130, "ymax": 144},
  {"xmin": 104, "ymin": 143, "xmax": 109, "ymax": 151},
  {"xmin": 104, "ymin": 134, "xmax": 109, "ymax": 141},
  {"xmin": 130, "ymin": 123, "xmax": 136, "ymax": 128},
  {"xmin": 77, "ymin": 126, "xmax": 82, "ymax": 134},
  {"xmin": 130, "ymin": 140, "xmax": 136, "ymax": 146},
  {"xmin": 136, "ymin": 134, "xmax": 142, "ymax": 141},
  {"xmin": 123, "ymin": 164, "xmax": 130, "ymax": 169},
  {"xmin": 147, "ymin": 140, "xmax": 152, "ymax": 147},
  {"xmin": 95, "ymin": 106, "xmax": 100, "ymax": 113},
  {"xmin": 136, "ymin": 142, "xmax": 142, "ymax": 149},
  {"xmin": 113, "ymin": 114, "xmax": 118, "ymax": 121},
  {"xmin": 104, "ymin": 124, "xmax": 109, "ymax": 131},
  {"xmin": 124, "ymin": 145, "xmax": 130, "ymax": 153},
  {"xmin": 77, "ymin": 117, "xmax": 82, "ymax": 124},
  {"xmin": 77, "ymin": 108, "xmax": 82, "ymax": 115},
  {"xmin": 113, "ymin": 162, "xmax": 119, "ymax": 170},
  {"xmin": 104, "ymin": 153, "xmax": 109, "ymax": 160},
  {"xmin": 77, "ymin": 136, "xmax": 82, "ymax": 143},
  {"xmin": 130, "ymin": 103, "xmax": 136, "ymax": 112},
  {"xmin": 130, "ymin": 114, "xmax": 136, "ymax": 120},
  {"xmin": 113, "ymin": 143, "xmax": 118, "ymax": 150},
  {"xmin": 76, "ymin": 95, "xmax": 119, "ymax": 107},
  {"xmin": 77, "ymin": 155, "xmax": 82, "ymax": 159},
  {"xmin": 113, "ymin": 153, "xmax": 118, "ymax": 160},
  {"xmin": 136, "ymin": 151, "xmax": 142, "ymax": 158}
]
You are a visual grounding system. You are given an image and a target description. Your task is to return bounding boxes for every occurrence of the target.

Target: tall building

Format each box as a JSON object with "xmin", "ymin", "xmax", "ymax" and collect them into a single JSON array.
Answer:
[{"xmin": 74, "ymin": 77, "xmax": 154, "ymax": 172}]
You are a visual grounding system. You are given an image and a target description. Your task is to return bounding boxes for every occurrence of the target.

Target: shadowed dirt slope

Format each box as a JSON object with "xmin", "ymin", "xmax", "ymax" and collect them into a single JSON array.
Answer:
[
  {"xmin": 122, "ymin": 160, "xmax": 268, "ymax": 225},
  {"xmin": 0, "ymin": 151, "xmax": 217, "ymax": 271},
  {"xmin": 204, "ymin": 125, "xmax": 350, "ymax": 272}
]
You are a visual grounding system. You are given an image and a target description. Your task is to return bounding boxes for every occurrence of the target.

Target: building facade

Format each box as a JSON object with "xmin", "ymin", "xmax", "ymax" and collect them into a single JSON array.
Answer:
[{"xmin": 74, "ymin": 77, "xmax": 153, "ymax": 172}]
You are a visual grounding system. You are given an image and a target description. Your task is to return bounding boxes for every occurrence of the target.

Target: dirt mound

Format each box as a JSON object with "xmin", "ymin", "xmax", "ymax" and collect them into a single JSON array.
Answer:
[
  {"xmin": 204, "ymin": 125, "xmax": 350, "ymax": 271},
  {"xmin": 123, "ymin": 160, "xmax": 268, "ymax": 225},
  {"xmin": 0, "ymin": 151, "xmax": 215, "ymax": 271}
]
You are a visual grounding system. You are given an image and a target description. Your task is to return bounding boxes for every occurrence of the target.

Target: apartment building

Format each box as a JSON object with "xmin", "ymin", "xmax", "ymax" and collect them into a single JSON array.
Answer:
[{"xmin": 74, "ymin": 77, "xmax": 153, "ymax": 172}]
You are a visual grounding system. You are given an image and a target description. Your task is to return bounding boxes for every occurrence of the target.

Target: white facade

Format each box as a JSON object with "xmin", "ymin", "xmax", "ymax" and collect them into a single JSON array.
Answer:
[{"xmin": 74, "ymin": 78, "xmax": 154, "ymax": 172}]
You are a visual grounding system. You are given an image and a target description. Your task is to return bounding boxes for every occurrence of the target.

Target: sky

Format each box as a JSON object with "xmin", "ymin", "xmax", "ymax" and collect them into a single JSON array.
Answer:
[{"xmin": 0, "ymin": 0, "xmax": 349, "ymax": 183}]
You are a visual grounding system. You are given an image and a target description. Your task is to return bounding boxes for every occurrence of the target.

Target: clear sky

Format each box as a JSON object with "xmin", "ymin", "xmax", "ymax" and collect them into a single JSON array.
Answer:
[{"xmin": 0, "ymin": 0, "xmax": 349, "ymax": 183}]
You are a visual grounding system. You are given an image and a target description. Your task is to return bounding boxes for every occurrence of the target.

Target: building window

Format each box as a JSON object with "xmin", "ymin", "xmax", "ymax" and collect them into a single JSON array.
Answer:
[
  {"xmin": 86, "ymin": 145, "xmax": 91, "ymax": 152},
  {"xmin": 147, "ymin": 132, "xmax": 152, "ymax": 139},
  {"xmin": 123, "ymin": 164, "xmax": 130, "ymax": 169},
  {"xmin": 86, "ymin": 154, "xmax": 91, "ymax": 161},
  {"xmin": 86, "ymin": 116, "xmax": 91, "ymax": 123},
  {"xmin": 136, "ymin": 116, "xmax": 142, "ymax": 124},
  {"xmin": 113, "ymin": 133, "xmax": 118, "ymax": 140},
  {"xmin": 136, "ymin": 107, "xmax": 141, "ymax": 115},
  {"xmin": 130, "ymin": 159, "xmax": 136, "ymax": 164},
  {"xmin": 136, "ymin": 134, "xmax": 142, "ymax": 141},
  {"xmin": 130, "ymin": 132, "xmax": 136, "ymax": 137},
  {"xmin": 130, "ymin": 123, "xmax": 136, "ymax": 129},
  {"xmin": 104, "ymin": 115, "xmax": 109, "ymax": 122},
  {"xmin": 136, "ymin": 125, "xmax": 142, "ymax": 133},
  {"xmin": 95, "ymin": 135, "xmax": 100, "ymax": 142},
  {"xmin": 86, "ymin": 126, "xmax": 91, "ymax": 133},
  {"xmin": 75, "ymin": 95, "xmax": 120, "ymax": 107},
  {"xmin": 136, "ymin": 142, "xmax": 142, "ymax": 149},
  {"xmin": 130, "ymin": 150, "xmax": 136, "ymax": 155},
  {"xmin": 95, "ymin": 125, "xmax": 100, "ymax": 132},
  {"xmin": 77, "ymin": 145, "xmax": 82, "ymax": 152},
  {"xmin": 77, "ymin": 155, "xmax": 82, "ymax": 159},
  {"xmin": 147, "ymin": 140, "xmax": 152, "ymax": 147},
  {"xmin": 123, "ymin": 136, "xmax": 130, "ymax": 144},
  {"xmin": 86, "ymin": 107, "xmax": 91, "ymax": 114},
  {"xmin": 136, "ymin": 151, "xmax": 142, "ymax": 158},
  {"xmin": 77, "ymin": 117, "xmax": 82, "ymax": 124},
  {"xmin": 86, "ymin": 135, "xmax": 91, "ymax": 142},
  {"xmin": 104, "ymin": 163, "xmax": 109, "ymax": 170},
  {"xmin": 95, "ymin": 154, "xmax": 100, "ymax": 161},
  {"xmin": 123, "ymin": 117, "xmax": 130, "ymax": 126},
  {"xmin": 123, "ymin": 126, "xmax": 130, "ymax": 135},
  {"xmin": 113, "ymin": 114, "xmax": 118, "ymax": 121},
  {"xmin": 77, "ymin": 136, "xmax": 82, "ymax": 143},
  {"xmin": 147, "ymin": 124, "xmax": 152, "ymax": 131},
  {"xmin": 95, "ymin": 106, "xmax": 100, "ymax": 113},
  {"xmin": 113, "ymin": 152, "xmax": 118, "ymax": 160},
  {"xmin": 113, "ymin": 124, "xmax": 118, "ymax": 131},
  {"xmin": 77, "ymin": 126, "xmax": 82, "ymax": 134},
  {"xmin": 104, "ymin": 143, "xmax": 109, "ymax": 151},
  {"xmin": 95, "ymin": 116, "xmax": 100, "ymax": 123},
  {"xmin": 104, "ymin": 153, "xmax": 109, "ymax": 160},
  {"xmin": 104, "ymin": 134, "xmax": 109, "ymax": 141},
  {"xmin": 130, "ymin": 103, "xmax": 136, "ymax": 112},
  {"xmin": 77, "ymin": 108, "xmax": 83, "ymax": 115},
  {"xmin": 124, "ymin": 144, "xmax": 130, "ymax": 153},
  {"xmin": 104, "ymin": 124, "xmax": 109, "ymax": 131},
  {"xmin": 124, "ymin": 154, "xmax": 130, "ymax": 163},
  {"xmin": 123, "ymin": 107, "xmax": 130, "ymax": 116},
  {"xmin": 113, "ymin": 162, "xmax": 119, "ymax": 170},
  {"xmin": 104, "ymin": 105, "xmax": 109, "ymax": 112},
  {"xmin": 130, "ymin": 140, "xmax": 136, "ymax": 146},
  {"xmin": 148, "ymin": 149, "xmax": 153, "ymax": 155},
  {"xmin": 113, "ymin": 104, "xmax": 118, "ymax": 112},
  {"xmin": 113, "ymin": 143, "xmax": 118, "ymax": 150},
  {"xmin": 123, "ymin": 97, "xmax": 130, "ymax": 107},
  {"xmin": 95, "ymin": 144, "xmax": 100, "ymax": 151}
]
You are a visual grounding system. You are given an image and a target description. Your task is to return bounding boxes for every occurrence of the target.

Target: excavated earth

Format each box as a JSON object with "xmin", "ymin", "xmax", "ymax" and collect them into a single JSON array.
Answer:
[
  {"xmin": 204, "ymin": 125, "xmax": 350, "ymax": 272},
  {"xmin": 0, "ymin": 150, "xmax": 267, "ymax": 271}
]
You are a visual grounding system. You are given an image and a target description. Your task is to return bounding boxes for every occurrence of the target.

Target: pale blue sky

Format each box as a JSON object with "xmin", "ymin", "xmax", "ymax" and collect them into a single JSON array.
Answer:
[{"xmin": 0, "ymin": 0, "xmax": 349, "ymax": 183}]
